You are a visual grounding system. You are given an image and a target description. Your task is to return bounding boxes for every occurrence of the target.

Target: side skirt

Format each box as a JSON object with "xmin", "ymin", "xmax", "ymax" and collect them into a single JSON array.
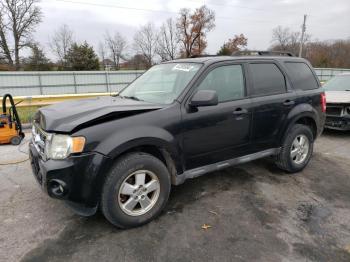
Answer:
[{"xmin": 174, "ymin": 148, "xmax": 280, "ymax": 185}]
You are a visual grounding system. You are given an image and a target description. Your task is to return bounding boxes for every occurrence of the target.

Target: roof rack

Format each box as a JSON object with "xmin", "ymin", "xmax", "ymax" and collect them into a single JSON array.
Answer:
[
  {"xmin": 232, "ymin": 50, "xmax": 296, "ymax": 57},
  {"xmin": 189, "ymin": 54, "xmax": 221, "ymax": 58}
]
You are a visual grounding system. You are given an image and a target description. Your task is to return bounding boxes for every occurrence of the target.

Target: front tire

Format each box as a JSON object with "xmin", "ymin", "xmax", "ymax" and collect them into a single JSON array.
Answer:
[
  {"xmin": 275, "ymin": 124, "xmax": 314, "ymax": 173},
  {"xmin": 101, "ymin": 152, "xmax": 171, "ymax": 228}
]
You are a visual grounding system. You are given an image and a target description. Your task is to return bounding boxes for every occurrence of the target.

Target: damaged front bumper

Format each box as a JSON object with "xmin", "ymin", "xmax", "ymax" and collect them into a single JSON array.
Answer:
[{"xmin": 29, "ymin": 141, "xmax": 112, "ymax": 215}]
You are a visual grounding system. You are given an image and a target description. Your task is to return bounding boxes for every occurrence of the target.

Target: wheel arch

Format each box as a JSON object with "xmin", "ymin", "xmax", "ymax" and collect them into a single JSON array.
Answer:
[
  {"xmin": 91, "ymin": 137, "xmax": 182, "ymax": 209},
  {"xmin": 294, "ymin": 116, "xmax": 317, "ymax": 139},
  {"xmin": 106, "ymin": 137, "xmax": 183, "ymax": 184},
  {"xmin": 279, "ymin": 104, "xmax": 319, "ymax": 144}
]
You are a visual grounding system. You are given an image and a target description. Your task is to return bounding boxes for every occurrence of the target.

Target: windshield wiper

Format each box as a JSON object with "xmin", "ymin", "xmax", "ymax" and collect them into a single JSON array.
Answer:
[{"xmin": 120, "ymin": 95, "xmax": 144, "ymax": 101}]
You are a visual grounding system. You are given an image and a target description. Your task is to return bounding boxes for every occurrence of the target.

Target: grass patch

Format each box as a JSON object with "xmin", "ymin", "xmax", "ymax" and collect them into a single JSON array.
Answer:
[{"xmin": 16, "ymin": 106, "xmax": 41, "ymax": 124}]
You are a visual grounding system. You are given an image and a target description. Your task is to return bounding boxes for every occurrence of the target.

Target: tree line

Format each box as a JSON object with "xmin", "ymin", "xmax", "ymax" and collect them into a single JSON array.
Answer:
[
  {"xmin": 271, "ymin": 26, "xmax": 350, "ymax": 68},
  {"xmin": 0, "ymin": 0, "xmax": 349, "ymax": 71},
  {"xmin": 0, "ymin": 1, "xmax": 248, "ymax": 71}
]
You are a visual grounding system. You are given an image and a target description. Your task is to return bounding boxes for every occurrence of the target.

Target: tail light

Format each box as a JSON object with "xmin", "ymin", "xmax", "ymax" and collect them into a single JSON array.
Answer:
[{"xmin": 320, "ymin": 92, "xmax": 326, "ymax": 113}]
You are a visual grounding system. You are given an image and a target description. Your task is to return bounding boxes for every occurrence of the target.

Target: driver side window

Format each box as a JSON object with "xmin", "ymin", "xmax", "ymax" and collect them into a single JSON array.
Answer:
[{"xmin": 197, "ymin": 64, "xmax": 245, "ymax": 102}]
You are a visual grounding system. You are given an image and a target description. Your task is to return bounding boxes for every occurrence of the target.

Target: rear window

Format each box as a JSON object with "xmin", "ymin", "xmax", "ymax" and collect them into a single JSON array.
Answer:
[
  {"xmin": 285, "ymin": 62, "xmax": 319, "ymax": 90},
  {"xmin": 250, "ymin": 63, "xmax": 286, "ymax": 96}
]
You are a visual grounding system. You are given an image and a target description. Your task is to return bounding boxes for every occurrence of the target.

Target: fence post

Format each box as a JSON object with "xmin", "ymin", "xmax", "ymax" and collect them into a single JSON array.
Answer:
[
  {"xmin": 72, "ymin": 72, "xmax": 78, "ymax": 94},
  {"xmin": 105, "ymin": 71, "xmax": 110, "ymax": 93},
  {"xmin": 38, "ymin": 72, "xmax": 43, "ymax": 95}
]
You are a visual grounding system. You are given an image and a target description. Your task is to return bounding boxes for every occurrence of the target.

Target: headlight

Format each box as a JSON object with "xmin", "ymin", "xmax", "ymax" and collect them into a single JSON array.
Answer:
[{"xmin": 46, "ymin": 134, "xmax": 85, "ymax": 160}]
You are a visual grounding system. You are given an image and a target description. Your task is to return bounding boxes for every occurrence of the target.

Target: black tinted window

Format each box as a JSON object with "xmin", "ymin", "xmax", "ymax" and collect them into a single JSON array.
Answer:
[
  {"xmin": 250, "ymin": 63, "xmax": 286, "ymax": 96},
  {"xmin": 285, "ymin": 62, "xmax": 319, "ymax": 90},
  {"xmin": 197, "ymin": 65, "xmax": 245, "ymax": 102}
]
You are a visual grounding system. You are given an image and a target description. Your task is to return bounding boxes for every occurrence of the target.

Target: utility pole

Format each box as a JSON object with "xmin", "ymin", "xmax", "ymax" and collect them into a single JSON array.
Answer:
[{"xmin": 299, "ymin": 14, "xmax": 307, "ymax": 57}]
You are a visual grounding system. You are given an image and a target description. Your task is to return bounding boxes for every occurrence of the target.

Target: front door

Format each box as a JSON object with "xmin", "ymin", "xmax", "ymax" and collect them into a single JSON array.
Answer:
[{"xmin": 181, "ymin": 63, "xmax": 253, "ymax": 170}]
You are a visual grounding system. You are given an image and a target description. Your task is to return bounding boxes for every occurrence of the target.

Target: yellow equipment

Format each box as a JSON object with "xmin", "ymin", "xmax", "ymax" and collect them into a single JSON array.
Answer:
[{"xmin": 0, "ymin": 94, "xmax": 24, "ymax": 145}]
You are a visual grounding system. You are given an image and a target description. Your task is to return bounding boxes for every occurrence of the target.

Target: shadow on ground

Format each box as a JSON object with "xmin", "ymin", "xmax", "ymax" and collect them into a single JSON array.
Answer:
[{"xmin": 21, "ymin": 152, "xmax": 350, "ymax": 262}]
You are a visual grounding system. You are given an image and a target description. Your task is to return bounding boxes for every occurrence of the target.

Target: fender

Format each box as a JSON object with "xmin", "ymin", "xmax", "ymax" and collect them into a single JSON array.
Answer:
[
  {"xmin": 95, "ymin": 125, "xmax": 183, "ymax": 173},
  {"xmin": 278, "ymin": 103, "xmax": 319, "ymax": 143}
]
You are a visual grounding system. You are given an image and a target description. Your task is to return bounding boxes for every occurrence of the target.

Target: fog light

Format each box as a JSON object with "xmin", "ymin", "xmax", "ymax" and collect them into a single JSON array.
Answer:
[{"xmin": 49, "ymin": 179, "xmax": 68, "ymax": 198}]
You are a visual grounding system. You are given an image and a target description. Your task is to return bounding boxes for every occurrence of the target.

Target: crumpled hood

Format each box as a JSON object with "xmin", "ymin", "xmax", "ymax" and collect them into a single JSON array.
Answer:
[
  {"xmin": 36, "ymin": 96, "xmax": 163, "ymax": 133},
  {"xmin": 326, "ymin": 91, "xmax": 350, "ymax": 104}
]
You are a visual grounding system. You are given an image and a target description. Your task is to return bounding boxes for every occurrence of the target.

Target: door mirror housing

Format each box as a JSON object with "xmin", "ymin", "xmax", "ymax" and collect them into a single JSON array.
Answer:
[{"xmin": 190, "ymin": 90, "xmax": 218, "ymax": 107}]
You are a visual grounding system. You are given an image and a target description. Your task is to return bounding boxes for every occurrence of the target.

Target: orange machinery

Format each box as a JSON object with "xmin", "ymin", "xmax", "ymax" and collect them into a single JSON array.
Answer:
[{"xmin": 0, "ymin": 94, "xmax": 24, "ymax": 145}]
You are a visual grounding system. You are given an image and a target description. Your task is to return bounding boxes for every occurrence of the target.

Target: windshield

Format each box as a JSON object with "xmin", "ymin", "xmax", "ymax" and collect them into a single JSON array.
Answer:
[
  {"xmin": 323, "ymin": 75, "xmax": 350, "ymax": 91},
  {"xmin": 119, "ymin": 63, "xmax": 202, "ymax": 104}
]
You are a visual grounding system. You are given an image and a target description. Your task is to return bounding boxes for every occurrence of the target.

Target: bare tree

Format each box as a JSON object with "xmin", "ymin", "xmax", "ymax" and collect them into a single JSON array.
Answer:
[
  {"xmin": 305, "ymin": 39, "xmax": 350, "ymax": 68},
  {"xmin": 134, "ymin": 23, "xmax": 158, "ymax": 68},
  {"xmin": 0, "ymin": 0, "xmax": 42, "ymax": 70},
  {"xmin": 271, "ymin": 26, "xmax": 310, "ymax": 56},
  {"xmin": 49, "ymin": 24, "xmax": 74, "ymax": 67},
  {"xmin": 105, "ymin": 32, "xmax": 127, "ymax": 70},
  {"xmin": 156, "ymin": 18, "xmax": 179, "ymax": 61},
  {"xmin": 271, "ymin": 26, "xmax": 291, "ymax": 49},
  {"xmin": 177, "ymin": 5, "xmax": 215, "ymax": 57}
]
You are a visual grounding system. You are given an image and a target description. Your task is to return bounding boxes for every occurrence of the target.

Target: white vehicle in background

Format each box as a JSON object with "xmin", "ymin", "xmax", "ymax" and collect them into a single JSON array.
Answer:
[{"xmin": 324, "ymin": 73, "xmax": 350, "ymax": 130}]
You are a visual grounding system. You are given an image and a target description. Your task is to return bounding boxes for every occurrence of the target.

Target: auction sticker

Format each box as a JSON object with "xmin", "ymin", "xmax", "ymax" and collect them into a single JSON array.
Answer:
[{"xmin": 172, "ymin": 64, "xmax": 194, "ymax": 72}]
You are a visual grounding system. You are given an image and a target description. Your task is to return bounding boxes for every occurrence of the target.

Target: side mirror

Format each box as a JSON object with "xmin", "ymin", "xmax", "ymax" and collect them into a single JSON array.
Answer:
[{"xmin": 189, "ymin": 90, "xmax": 218, "ymax": 107}]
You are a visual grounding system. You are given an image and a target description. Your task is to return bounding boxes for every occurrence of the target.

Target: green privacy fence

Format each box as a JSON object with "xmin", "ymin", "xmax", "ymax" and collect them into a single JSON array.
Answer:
[{"xmin": 0, "ymin": 68, "xmax": 349, "ymax": 97}]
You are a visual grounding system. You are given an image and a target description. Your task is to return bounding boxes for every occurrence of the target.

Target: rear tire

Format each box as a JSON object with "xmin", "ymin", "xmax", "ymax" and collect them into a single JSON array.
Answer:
[
  {"xmin": 10, "ymin": 136, "xmax": 21, "ymax": 145},
  {"xmin": 101, "ymin": 152, "xmax": 171, "ymax": 228},
  {"xmin": 275, "ymin": 124, "xmax": 314, "ymax": 173}
]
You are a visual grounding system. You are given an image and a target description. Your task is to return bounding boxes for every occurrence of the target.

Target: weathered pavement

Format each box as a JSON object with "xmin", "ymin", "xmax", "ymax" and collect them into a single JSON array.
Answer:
[{"xmin": 1, "ymin": 130, "xmax": 350, "ymax": 262}]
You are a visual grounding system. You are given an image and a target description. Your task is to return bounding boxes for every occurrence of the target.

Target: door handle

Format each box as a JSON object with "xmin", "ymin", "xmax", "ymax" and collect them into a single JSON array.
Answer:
[
  {"xmin": 233, "ymin": 108, "xmax": 248, "ymax": 115},
  {"xmin": 283, "ymin": 100, "xmax": 295, "ymax": 106}
]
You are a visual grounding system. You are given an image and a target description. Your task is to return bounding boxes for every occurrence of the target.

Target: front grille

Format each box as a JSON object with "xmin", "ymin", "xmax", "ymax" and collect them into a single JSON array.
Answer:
[
  {"xmin": 29, "ymin": 149, "xmax": 42, "ymax": 184},
  {"xmin": 32, "ymin": 122, "xmax": 49, "ymax": 159},
  {"xmin": 326, "ymin": 106, "xmax": 343, "ymax": 116}
]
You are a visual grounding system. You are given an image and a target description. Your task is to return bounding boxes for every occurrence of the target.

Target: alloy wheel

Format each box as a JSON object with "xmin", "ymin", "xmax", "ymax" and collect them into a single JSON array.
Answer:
[
  {"xmin": 118, "ymin": 170, "xmax": 160, "ymax": 216},
  {"xmin": 290, "ymin": 134, "xmax": 310, "ymax": 165}
]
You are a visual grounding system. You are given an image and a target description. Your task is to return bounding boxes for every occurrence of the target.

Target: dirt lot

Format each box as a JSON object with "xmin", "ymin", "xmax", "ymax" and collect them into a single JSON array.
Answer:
[{"xmin": 1, "ymin": 130, "xmax": 350, "ymax": 262}]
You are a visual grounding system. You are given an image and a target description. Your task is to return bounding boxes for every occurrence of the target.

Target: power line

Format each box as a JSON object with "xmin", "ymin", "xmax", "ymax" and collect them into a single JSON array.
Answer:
[
  {"xmin": 55, "ymin": 0, "xmax": 178, "ymax": 14},
  {"xmin": 186, "ymin": 0, "xmax": 266, "ymax": 11},
  {"xmin": 56, "ymin": 0, "xmax": 266, "ymax": 13},
  {"xmin": 54, "ymin": 0, "xmax": 298, "ymax": 25}
]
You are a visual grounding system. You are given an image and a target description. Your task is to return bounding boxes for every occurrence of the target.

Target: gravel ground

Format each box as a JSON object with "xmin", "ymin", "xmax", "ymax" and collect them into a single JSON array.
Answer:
[{"xmin": 1, "ymin": 130, "xmax": 350, "ymax": 262}]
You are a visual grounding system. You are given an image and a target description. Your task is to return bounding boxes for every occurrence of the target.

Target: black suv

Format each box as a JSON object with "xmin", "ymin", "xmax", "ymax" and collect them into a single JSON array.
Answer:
[{"xmin": 29, "ymin": 53, "xmax": 326, "ymax": 228}]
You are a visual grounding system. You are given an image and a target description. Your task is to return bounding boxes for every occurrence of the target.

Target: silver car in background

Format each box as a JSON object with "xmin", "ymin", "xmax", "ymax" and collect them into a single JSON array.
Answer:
[{"xmin": 324, "ymin": 73, "xmax": 350, "ymax": 130}]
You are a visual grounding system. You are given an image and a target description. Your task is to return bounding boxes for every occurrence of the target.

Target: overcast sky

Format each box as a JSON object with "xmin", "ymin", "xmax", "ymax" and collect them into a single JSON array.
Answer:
[{"xmin": 35, "ymin": 0, "xmax": 350, "ymax": 58}]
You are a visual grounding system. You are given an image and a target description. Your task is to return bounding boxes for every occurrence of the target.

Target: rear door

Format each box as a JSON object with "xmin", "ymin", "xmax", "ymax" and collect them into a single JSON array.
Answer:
[{"xmin": 247, "ymin": 61, "xmax": 296, "ymax": 151}]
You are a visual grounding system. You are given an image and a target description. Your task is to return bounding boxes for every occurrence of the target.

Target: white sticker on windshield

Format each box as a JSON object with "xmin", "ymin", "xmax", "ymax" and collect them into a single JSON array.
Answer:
[{"xmin": 172, "ymin": 64, "xmax": 194, "ymax": 72}]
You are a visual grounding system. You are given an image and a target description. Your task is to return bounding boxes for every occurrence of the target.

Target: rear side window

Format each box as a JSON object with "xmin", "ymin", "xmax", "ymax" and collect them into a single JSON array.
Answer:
[
  {"xmin": 250, "ymin": 63, "xmax": 286, "ymax": 96},
  {"xmin": 285, "ymin": 62, "xmax": 319, "ymax": 90}
]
